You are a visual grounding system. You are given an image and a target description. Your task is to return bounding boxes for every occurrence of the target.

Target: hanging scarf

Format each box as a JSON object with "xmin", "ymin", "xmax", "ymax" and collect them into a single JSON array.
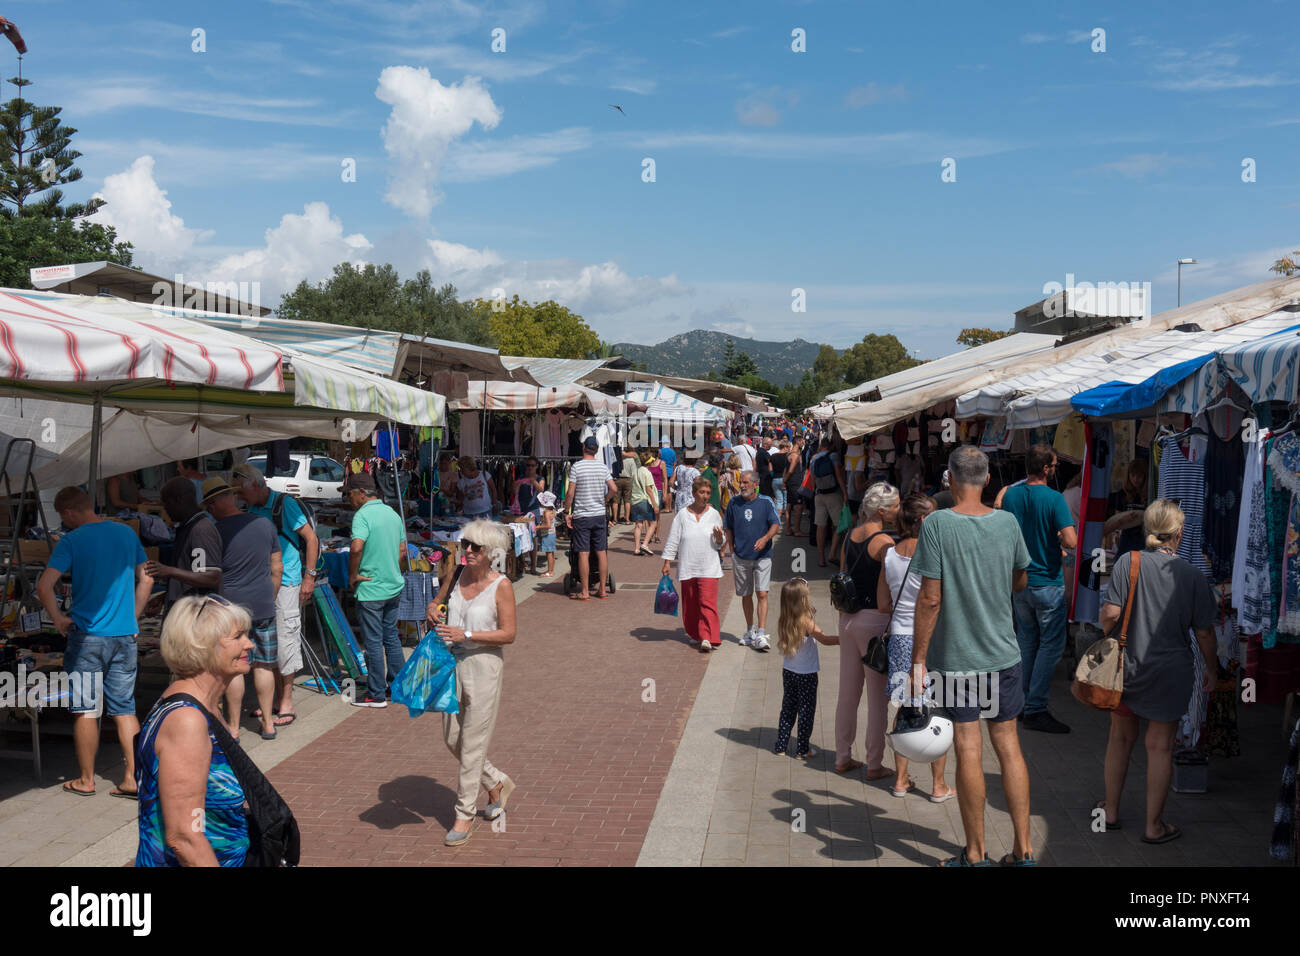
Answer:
[
  {"xmin": 1267, "ymin": 433, "xmax": 1300, "ymax": 637},
  {"xmin": 1236, "ymin": 432, "xmax": 1272, "ymax": 635},
  {"xmin": 1071, "ymin": 420, "xmax": 1112, "ymax": 624}
]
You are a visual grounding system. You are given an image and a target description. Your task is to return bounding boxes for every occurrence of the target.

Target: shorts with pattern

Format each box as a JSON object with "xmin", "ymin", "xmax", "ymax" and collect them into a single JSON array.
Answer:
[{"xmin": 249, "ymin": 615, "xmax": 278, "ymax": 665}]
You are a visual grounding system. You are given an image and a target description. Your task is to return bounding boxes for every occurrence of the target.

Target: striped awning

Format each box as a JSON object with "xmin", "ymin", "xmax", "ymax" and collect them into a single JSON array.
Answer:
[
  {"xmin": 622, "ymin": 382, "xmax": 730, "ymax": 424},
  {"xmin": 0, "ymin": 288, "xmax": 444, "ymax": 425},
  {"xmin": 452, "ymin": 381, "xmax": 596, "ymax": 412},
  {"xmin": 501, "ymin": 356, "xmax": 612, "ymax": 387},
  {"xmin": 959, "ymin": 311, "xmax": 1300, "ymax": 428}
]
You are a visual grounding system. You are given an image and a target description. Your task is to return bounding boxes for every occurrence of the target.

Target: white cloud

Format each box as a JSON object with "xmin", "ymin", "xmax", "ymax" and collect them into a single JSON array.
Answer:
[
  {"xmin": 387, "ymin": 43, "xmax": 584, "ymax": 81},
  {"xmin": 735, "ymin": 88, "xmax": 798, "ymax": 127},
  {"xmin": 376, "ymin": 67, "xmax": 502, "ymax": 218},
  {"xmin": 418, "ymin": 240, "xmax": 687, "ymax": 314},
  {"xmin": 444, "ymin": 127, "xmax": 592, "ymax": 182},
  {"xmin": 628, "ymin": 129, "xmax": 1017, "ymax": 164},
  {"xmin": 844, "ymin": 82, "xmax": 907, "ymax": 108},
  {"xmin": 1088, "ymin": 152, "xmax": 1187, "ymax": 178},
  {"xmin": 88, "ymin": 156, "xmax": 207, "ymax": 260},
  {"xmin": 212, "ymin": 202, "xmax": 373, "ymax": 304},
  {"xmin": 1020, "ymin": 33, "xmax": 1055, "ymax": 44}
]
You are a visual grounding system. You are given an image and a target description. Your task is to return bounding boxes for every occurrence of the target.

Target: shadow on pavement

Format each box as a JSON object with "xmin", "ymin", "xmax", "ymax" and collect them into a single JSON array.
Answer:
[{"xmin": 360, "ymin": 774, "xmax": 458, "ymax": 830}]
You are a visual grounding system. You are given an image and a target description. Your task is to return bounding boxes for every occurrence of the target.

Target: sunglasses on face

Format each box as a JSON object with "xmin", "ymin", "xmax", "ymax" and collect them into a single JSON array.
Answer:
[{"xmin": 463, "ymin": 541, "xmax": 486, "ymax": 553}]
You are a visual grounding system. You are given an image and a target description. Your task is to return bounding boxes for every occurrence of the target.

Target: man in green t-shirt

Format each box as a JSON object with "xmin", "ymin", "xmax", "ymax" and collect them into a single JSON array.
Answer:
[
  {"xmin": 345, "ymin": 473, "xmax": 407, "ymax": 708},
  {"xmin": 910, "ymin": 445, "xmax": 1034, "ymax": 867},
  {"xmin": 1000, "ymin": 445, "xmax": 1078, "ymax": 735}
]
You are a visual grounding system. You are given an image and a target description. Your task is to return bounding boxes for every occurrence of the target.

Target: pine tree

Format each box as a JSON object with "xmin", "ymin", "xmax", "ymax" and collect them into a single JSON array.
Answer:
[{"xmin": 0, "ymin": 73, "xmax": 101, "ymax": 220}]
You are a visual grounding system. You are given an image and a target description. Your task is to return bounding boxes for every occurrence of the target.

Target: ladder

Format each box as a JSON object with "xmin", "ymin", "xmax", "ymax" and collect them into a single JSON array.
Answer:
[{"xmin": 0, "ymin": 438, "xmax": 52, "ymax": 628}]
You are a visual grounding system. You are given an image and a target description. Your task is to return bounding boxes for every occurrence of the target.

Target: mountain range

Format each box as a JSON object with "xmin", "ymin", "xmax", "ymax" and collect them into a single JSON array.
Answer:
[{"xmin": 613, "ymin": 330, "xmax": 826, "ymax": 387}]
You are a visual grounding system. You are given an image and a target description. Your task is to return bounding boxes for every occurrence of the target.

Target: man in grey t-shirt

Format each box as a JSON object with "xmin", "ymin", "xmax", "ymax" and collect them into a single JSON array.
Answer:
[
  {"xmin": 910, "ymin": 445, "xmax": 1034, "ymax": 867},
  {"xmin": 564, "ymin": 436, "xmax": 617, "ymax": 600},
  {"xmin": 206, "ymin": 479, "xmax": 283, "ymax": 740}
]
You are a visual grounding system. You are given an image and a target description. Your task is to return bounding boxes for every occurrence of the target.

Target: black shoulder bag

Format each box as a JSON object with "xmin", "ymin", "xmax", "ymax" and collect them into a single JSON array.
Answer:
[
  {"xmin": 162, "ymin": 693, "xmax": 301, "ymax": 867},
  {"xmin": 829, "ymin": 537, "xmax": 868, "ymax": 614}
]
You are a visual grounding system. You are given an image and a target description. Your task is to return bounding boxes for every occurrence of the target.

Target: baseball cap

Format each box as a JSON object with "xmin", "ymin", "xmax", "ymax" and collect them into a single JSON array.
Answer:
[
  {"xmin": 200, "ymin": 476, "xmax": 234, "ymax": 503},
  {"xmin": 583, "ymin": 436, "xmax": 599, "ymax": 452}
]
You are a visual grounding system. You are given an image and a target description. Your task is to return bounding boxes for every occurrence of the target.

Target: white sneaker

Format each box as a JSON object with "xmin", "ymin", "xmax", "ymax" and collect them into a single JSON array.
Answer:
[
  {"xmin": 752, "ymin": 631, "xmax": 770, "ymax": 652},
  {"xmin": 739, "ymin": 627, "xmax": 753, "ymax": 646},
  {"xmin": 699, "ymin": 639, "xmax": 712, "ymax": 653}
]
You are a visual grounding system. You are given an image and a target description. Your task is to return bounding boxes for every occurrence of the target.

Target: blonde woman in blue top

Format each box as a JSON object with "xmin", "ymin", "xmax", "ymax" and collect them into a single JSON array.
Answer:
[{"xmin": 136, "ymin": 595, "xmax": 252, "ymax": 866}]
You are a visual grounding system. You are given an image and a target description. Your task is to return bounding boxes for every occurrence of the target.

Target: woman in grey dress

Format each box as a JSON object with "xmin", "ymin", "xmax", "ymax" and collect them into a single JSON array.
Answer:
[{"xmin": 1095, "ymin": 499, "xmax": 1217, "ymax": 845}]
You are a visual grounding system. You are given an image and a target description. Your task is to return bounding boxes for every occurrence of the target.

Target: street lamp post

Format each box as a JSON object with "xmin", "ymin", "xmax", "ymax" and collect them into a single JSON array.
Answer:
[{"xmin": 1177, "ymin": 257, "xmax": 1198, "ymax": 307}]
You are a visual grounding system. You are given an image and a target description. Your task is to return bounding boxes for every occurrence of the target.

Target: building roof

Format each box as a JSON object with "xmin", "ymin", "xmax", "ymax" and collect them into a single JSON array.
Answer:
[{"xmin": 29, "ymin": 261, "xmax": 271, "ymax": 316}]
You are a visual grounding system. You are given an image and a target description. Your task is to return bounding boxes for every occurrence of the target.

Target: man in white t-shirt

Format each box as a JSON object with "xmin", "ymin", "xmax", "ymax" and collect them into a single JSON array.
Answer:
[
  {"xmin": 564, "ymin": 437, "xmax": 617, "ymax": 600},
  {"xmin": 732, "ymin": 436, "xmax": 757, "ymax": 473}
]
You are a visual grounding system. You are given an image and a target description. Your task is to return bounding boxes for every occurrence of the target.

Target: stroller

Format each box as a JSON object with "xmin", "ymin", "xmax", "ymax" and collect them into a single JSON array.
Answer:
[{"xmin": 561, "ymin": 529, "xmax": 617, "ymax": 597}]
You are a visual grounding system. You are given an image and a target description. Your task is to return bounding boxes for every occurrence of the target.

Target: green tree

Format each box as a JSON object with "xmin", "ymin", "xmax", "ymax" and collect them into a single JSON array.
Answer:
[
  {"xmin": 720, "ymin": 342, "xmax": 759, "ymax": 382},
  {"xmin": 956, "ymin": 327, "xmax": 1012, "ymax": 348},
  {"xmin": 278, "ymin": 262, "xmax": 494, "ymax": 345},
  {"xmin": 0, "ymin": 75, "xmax": 101, "ymax": 220},
  {"xmin": 479, "ymin": 295, "xmax": 601, "ymax": 358},
  {"xmin": 840, "ymin": 333, "xmax": 918, "ymax": 384},
  {"xmin": 0, "ymin": 216, "xmax": 132, "ymax": 287}
]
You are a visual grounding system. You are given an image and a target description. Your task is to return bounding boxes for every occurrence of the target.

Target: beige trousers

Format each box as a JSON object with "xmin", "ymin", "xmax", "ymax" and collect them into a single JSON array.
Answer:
[{"xmin": 441, "ymin": 648, "xmax": 506, "ymax": 821}]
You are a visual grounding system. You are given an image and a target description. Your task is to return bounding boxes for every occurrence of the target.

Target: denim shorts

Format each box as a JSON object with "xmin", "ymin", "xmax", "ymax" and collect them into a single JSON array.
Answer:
[
  {"xmin": 538, "ymin": 532, "xmax": 556, "ymax": 553},
  {"xmin": 771, "ymin": 477, "xmax": 787, "ymax": 513},
  {"xmin": 629, "ymin": 501, "xmax": 656, "ymax": 523},
  {"xmin": 249, "ymin": 615, "xmax": 278, "ymax": 665},
  {"xmin": 64, "ymin": 630, "xmax": 138, "ymax": 716}
]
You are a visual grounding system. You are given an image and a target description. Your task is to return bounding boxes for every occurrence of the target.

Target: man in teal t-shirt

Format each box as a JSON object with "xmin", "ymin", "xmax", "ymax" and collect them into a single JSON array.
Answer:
[
  {"xmin": 345, "ymin": 473, "xmax": 407, "ymax": 707},
  {"xmin": 910, "ymin": 445, "xmax": 1034, "ymax": 868},
  {"xmin": 1000, "ymin": 445, "xmax": 1078, "ymax": 734}
]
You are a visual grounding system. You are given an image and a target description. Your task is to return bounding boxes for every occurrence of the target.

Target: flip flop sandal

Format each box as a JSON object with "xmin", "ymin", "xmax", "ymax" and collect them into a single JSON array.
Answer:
[
  {"xmin": 273, "ymin": 713, "xmax": 297, "ymax": 727},
  {"xmin": 1141, "ymin": 823, "xmax": 1182, "ymax": 845},
  {"xmin": 260, "ymin": 728, "xmax": 277, "ymax": 740},
  {"xmin": 999, "ymin": 852, "xmax": 1036, "ymax": 867},
  {"xmin": 109, "ymin": 788, "xmax": 139, "ymax": 800},
  {"xmin": 1094, "ymin": 799, "xmax": 1121, "ymax": 829},
  {"xmin": 890, "ymin": 779, "xmax": 916, "ymax": 798},
  {"xmin": 62, "ymin": 781, "xmax": 95, "ymax": 797},
  {"xmin": 250, "ymin": 708, "xmax": 280, "ymax": 719},
  {"xmin": 940, "ymin": 849, "xmax": 991, "ymax": 867},
  {"xmin": 929, "ymin": 790, "xmax": 958, "ymax": 804}
]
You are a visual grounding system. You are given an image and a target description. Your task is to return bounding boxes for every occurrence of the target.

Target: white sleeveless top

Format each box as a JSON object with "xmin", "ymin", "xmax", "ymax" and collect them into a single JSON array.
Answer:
[{"xmin": 447, "ymin": 573, "xmax": 505, "ymax": 652}]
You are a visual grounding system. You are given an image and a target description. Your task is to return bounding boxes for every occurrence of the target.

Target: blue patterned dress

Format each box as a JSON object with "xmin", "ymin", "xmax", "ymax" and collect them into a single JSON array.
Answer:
[{"xmin": 135, "ymin": 697, "xmax": 249, "ymax": 867}]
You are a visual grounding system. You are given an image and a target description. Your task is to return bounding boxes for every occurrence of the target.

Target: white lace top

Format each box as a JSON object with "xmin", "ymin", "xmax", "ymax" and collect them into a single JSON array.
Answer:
[{"xmin": 447, "ymin": 573, "xmax": 505, "ymax": 652}]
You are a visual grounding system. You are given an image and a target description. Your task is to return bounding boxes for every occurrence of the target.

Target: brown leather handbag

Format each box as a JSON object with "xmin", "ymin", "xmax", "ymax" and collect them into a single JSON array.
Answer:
[{"xmin": 1071, "ymin": 551, "xmax": 1140, "ymax": 711}]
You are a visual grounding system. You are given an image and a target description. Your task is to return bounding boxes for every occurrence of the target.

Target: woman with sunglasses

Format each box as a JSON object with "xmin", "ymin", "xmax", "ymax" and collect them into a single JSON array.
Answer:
[
  {"xmin": 427, "ymin": 519, "xmax": 519, "ymax": 846},
  {"xmin": 136, "ymin": 594, "xmax": 254, "ymax": 866}
]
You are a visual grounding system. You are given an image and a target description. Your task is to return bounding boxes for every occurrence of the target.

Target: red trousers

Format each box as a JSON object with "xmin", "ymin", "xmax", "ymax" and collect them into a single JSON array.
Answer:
[{"xmin": 681, "ymin": 577, "xmax": 720, "ymax": 646}]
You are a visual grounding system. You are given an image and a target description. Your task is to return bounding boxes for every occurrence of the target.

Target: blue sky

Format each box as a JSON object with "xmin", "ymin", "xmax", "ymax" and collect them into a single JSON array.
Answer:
[{"xmin": 9, "ymin": 0, "xmax": 1300, "ymax": 357}]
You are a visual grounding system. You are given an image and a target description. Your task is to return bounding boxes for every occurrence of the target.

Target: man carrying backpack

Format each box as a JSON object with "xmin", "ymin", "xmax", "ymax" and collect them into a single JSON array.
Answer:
[
  {"xmin": 810, "ymin": 436, "xmax": 847, "ymax": 567},
  {"xmin": 232, "ymin": 462, "xmax": 320, "ymax": 728}
]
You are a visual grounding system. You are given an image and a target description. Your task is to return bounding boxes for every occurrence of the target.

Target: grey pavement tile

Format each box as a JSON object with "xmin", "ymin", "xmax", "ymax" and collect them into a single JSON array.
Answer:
[
  {"xmin": 712, "ymin": 788, "xmax": 754, "ymax": 812},
  {"xmin": 744, "ymin": 844, "xmax": 790, "ymax": 866},
  {"xmin": 706, "ymin": 809, "xmax": 750, "ymax": 834},
  {"xmin": 702, "ymin": 832, "xmax": 748, "ymax": 860}
]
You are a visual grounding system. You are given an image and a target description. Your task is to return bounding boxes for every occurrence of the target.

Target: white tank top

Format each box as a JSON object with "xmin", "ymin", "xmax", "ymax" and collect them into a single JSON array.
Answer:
[{"xmin": 447, "ymin": 574, "xmax": 504, "ymax": 652}]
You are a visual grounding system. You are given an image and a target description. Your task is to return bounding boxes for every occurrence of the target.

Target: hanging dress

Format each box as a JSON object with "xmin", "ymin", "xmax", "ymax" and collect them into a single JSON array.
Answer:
[{"xmin": 1157, "ymin": 434, "xmax": 1212, "ymax": 579}]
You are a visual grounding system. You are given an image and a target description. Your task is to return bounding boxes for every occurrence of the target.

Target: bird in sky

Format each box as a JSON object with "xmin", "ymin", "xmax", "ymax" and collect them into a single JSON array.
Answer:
[{"xmin": 609, "ymin": 104, "xmax": 625, "ymax": 116}]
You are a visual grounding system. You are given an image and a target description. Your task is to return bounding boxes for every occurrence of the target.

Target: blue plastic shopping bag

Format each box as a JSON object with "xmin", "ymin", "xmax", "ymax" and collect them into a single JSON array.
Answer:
[
  {"xmin": 390, "ymin": 630, "xmax": 459, "ymax": 717},
  {"xmin": 654, "ymin": 574, "xmax": 679, "ymax": 617}
]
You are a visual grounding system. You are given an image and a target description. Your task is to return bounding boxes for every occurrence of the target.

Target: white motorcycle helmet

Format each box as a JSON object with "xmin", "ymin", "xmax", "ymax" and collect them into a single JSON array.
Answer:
[{"xmin": 887, "ymin": 706, "xmax": 953, "ymax": 763}]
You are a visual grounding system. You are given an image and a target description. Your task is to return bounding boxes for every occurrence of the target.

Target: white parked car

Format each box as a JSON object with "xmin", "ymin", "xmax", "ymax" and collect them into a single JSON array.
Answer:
[{"xmin": 243, "ymin": 453, "xmax": 346, "ymax": 500}]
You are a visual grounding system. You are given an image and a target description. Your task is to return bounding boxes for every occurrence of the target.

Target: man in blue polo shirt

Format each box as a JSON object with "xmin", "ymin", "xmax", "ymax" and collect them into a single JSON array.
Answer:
[
  {"xmin": 38, "ymin": 486, "xmax": 153, "ymax": 798},
  {"xmin": 724, "ymin": 471, "xmax": 781, "ymax": 652}
]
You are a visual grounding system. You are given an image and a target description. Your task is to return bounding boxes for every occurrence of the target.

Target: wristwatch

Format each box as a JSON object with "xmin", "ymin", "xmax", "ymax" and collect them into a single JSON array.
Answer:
[
  {"xmin": 305, "ymin": 569, "xmax": 319, "ymax": 578},
  {"xmin": 464, "ymin": 630, "xmax": 474, "ymax": 642}
]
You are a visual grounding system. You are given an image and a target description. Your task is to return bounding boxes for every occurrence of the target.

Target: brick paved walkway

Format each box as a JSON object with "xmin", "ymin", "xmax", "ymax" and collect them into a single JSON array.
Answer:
[{"xmin": 268, "ymin": 521, "xmax": 731, "ymax": 866}]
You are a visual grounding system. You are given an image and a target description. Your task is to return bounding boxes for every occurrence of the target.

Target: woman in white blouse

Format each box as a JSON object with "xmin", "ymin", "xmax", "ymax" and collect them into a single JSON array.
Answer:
[{"xmin": 661, "ymin": 476, "xmax": 725, "ymax": 653}]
